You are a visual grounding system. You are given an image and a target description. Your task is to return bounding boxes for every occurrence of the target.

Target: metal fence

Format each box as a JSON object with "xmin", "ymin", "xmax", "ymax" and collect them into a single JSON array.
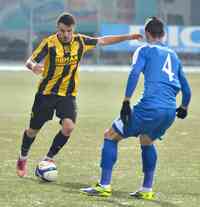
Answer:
[{"xmin": 0, "ymin": 0, "xmax": 200, "ymax": 65}]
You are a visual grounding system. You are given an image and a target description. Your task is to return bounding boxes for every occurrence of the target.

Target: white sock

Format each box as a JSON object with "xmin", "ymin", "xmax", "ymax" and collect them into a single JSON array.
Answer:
[
  {"xmin": 99, "ymin": 183, "xmax": 110, "ymax": 188},
  {"xmin": 20, "ymin": 154, "xmax": 28, "ymax": 160},
  {"xmin": 43, "ymin": 156, "xmax": 54, "ymax": 161},
  {"xmin": 139, "ymin": 187, "xmax": 152, "ymax": 192}
]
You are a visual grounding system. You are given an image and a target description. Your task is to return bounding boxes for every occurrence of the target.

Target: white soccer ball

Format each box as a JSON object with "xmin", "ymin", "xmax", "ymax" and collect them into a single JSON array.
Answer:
[{"xmin": 35, "ymin": 160, "xmax": 58, "ymax": 182}]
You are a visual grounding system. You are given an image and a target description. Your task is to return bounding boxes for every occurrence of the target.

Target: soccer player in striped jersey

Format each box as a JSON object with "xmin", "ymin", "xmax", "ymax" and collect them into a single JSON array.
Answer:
[
  {"xmin": 80, "ymin": 17, "xmax": 191, "ymax": 200},
  {"xmin": 16, "ymin": 12, "xmax": 142, "ymax": 177}
]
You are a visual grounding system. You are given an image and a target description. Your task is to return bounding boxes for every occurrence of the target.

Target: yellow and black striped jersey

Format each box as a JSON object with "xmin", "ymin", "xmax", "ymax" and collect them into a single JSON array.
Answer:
[{"xmin": 31, "ymin": 33, "xmax": 97, "ymax": 96}]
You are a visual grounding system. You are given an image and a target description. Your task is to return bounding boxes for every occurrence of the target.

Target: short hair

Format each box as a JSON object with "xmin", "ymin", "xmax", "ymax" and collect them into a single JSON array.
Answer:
[
  {"xmin": 145, "ymin": 16, "xmax": 164, "ymax": 38},
  {"xmin": 57, "ymin": 12, "xmax": 76, "ymax": 26}
]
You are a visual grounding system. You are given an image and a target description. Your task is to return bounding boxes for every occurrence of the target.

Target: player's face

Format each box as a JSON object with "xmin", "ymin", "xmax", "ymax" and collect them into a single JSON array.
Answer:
[{"xmin": 57, "ymin": 23, "xmax": 75, "ymax": 43}]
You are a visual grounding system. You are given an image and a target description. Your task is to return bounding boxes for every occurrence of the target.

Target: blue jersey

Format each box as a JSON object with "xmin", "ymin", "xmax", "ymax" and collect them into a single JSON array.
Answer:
[{"xmin": 125, "ymin": 42, "xmax": 191, "ymax": 109}]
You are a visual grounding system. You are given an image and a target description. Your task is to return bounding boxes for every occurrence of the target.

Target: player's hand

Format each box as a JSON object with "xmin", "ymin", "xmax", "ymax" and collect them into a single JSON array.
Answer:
[
  {"xmin": 32, "ymin": 64, "xmax": 44, "ymax": 75},
  {"xmin": 131, "ymin": 34, "xmax": 143, "ymax": 41},
  {"xmin": 176, "ymin": 106, "xmax": 187, "ymax": 119},
  {"xmin": 120, "ymin": 100, "xmax": 132, "ymax": 126}
]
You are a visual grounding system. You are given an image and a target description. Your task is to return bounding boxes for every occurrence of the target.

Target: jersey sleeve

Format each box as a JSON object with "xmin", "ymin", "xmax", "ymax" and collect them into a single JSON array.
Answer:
[
  {"xmin": 125, "ymin": 46, "xmax": 146, "ymax": 98},
  {"xmin": 178, "ymin": 63, "xmax": 191, "ymax": 107},
  {"xmin": 31, "ymin": 38, "xmax": 48, "ymax": 63},
  {"xmin": 80, "ymin": 35, "xmax": 98, "ymax": 52}
]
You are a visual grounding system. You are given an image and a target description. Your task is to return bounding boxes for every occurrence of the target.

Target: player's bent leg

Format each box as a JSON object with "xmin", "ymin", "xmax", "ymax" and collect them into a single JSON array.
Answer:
[
  {"xmin": 130, "ymin": 135, "xmax": 157, "ymax": 200},
  {"xmin": 80, "ymin": 128, "xmax": 122, "ymax": 197},
  {"xmin": 100, "ymin": 128, "xmax": 122, "ymax": 186},
  {"xmin": 46, "ymin": 118, "xmax": 75, "ymax": 159},
  {"xmin": 17, "ymin": 128, "xmax": 40, "ymax": 177}
]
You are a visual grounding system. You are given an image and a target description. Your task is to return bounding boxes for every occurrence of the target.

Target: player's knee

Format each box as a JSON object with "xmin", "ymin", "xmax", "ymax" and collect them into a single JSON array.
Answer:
[
  {"xmin": 26, "ymin": 128, "xmax": 39, "ymax": 138},
  {"xmin": 104, "ymin": 128, "xmax": 122, "ymax": 142},
  {"xmin": 61, "ymin": 126, "xmax": 74, "ymax": 137},
  {"xmin": 140, "ymin": 134, "xmax": 154, "ymax": 145},
  {"xmin": 61, "ymin": 119, "xmax": 75, "ymax": 136}
]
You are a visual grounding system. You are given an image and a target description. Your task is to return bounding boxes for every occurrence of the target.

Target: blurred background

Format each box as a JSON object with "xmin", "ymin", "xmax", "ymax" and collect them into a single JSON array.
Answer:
[{"xmin": 0, "ymin": 0, "xmax": 200, "ymax": 66}]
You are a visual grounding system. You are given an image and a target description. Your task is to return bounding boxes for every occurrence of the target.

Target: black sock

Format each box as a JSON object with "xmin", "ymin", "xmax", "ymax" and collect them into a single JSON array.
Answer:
[
  {"xmin": 46, "ymin": 131, "xmax": 69, "ymax": 158},
  {"xmin": 21, "ymin": 131, "xmax": 35, "ymax": 157}
]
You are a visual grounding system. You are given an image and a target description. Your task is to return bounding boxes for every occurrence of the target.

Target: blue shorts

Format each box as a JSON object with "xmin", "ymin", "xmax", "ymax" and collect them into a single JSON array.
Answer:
[{"xmin": 112, "ymin": 105, "xmax": 176, "ymax": 140}]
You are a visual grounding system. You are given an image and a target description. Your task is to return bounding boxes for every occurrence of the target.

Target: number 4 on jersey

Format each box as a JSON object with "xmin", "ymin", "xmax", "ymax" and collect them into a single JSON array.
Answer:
[{"xmin": 162, "ymin": 54, "xmax": 174, "ymax": 81}]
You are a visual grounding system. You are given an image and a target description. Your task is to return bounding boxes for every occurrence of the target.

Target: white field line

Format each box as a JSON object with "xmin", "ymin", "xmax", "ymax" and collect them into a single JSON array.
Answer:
[{"xmin": 0, "ymin": 64, "xmax": 200, "ymax": 73}]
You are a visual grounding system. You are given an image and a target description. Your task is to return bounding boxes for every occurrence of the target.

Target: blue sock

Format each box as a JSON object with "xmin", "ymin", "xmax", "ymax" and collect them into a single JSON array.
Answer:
[
  {"xmin": 141, "ymin": 144, "xmax": 157, "ymax": 189},
  {"xmin": 100, "ymin": 139, "xmax": 118, "ymax": 185}
]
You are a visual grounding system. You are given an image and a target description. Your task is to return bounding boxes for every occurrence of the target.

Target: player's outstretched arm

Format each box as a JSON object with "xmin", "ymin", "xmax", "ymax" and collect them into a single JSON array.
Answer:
[
  {"xmin": 97, "ymin": 34, "xmax": 143, "ymax": 46},
  {"xmin": 25, "ymin": 58, "xmax": 44, "ymax": 75}
]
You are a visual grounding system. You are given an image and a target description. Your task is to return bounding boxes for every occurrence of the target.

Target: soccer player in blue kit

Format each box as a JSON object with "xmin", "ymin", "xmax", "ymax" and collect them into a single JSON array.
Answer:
[{"xmin": 80, "ymin": 17, "xmax": 191, "ymax": 200}]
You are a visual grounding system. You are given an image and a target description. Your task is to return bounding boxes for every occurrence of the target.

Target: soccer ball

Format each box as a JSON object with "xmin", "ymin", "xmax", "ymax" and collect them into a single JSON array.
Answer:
[{"xmin": 35, "ymin": 160, "xmax": 58, "ymax": 182}]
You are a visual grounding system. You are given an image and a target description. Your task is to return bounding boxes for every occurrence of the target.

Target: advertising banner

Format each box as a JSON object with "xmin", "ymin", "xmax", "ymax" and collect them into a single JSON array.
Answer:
[{"xmin": 101, "ymin": 24, "xmax": 200, "ymax": 53}]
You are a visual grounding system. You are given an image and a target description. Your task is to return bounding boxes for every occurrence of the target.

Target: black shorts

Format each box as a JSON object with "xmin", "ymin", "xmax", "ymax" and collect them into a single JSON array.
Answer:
[{"xmin": 30, "ymin": 93, "xmax": 77, "ymax": 129}]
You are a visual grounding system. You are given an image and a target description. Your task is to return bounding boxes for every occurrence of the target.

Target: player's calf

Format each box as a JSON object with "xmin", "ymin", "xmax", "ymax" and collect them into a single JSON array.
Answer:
[
  {"xmin": 46, "ymin": 130, "xmax": 69, "ymax": 159},
  {"xmin": 139, "ymin": 135, "xmax": 157, "ymax": 199}
]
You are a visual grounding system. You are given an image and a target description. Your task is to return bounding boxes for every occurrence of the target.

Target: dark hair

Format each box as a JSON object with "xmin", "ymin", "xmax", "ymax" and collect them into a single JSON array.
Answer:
[
  {"xmin": 57, "ymin": 12, "xmax": 76, "ymax": 26},
  {"xmin": 145, "ymin": 16, "xmax": 164, "ymax": 38}
]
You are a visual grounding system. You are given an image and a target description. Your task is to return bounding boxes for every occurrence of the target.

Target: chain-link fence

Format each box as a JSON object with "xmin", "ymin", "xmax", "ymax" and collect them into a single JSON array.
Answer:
[{"xmin": 0, "ymin": 0, "xmax": 200, "ymax": 65}]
